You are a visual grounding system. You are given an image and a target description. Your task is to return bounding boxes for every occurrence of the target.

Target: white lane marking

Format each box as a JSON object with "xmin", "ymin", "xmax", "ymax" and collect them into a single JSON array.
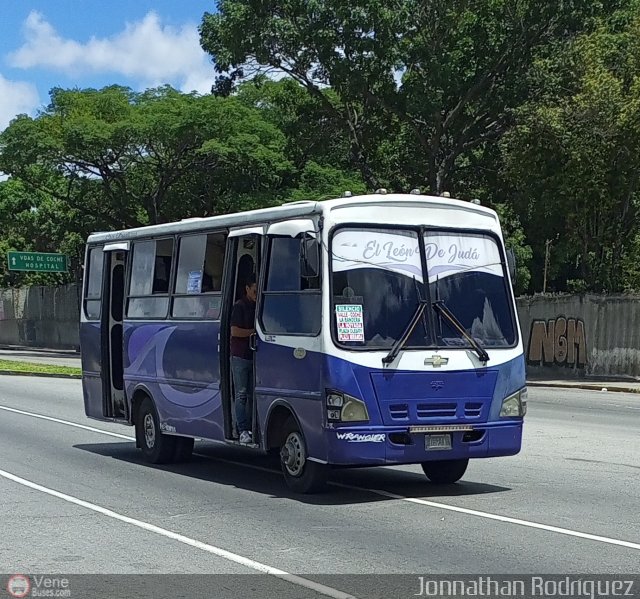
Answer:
[
  {"xmin": 0, "ymin": 468, "xmax": 357, "ymax": 599},
  {"xmin": 0, "ymin": 405, "xmax": 134, "ymax": 440},
  {"xmin": 336, "ymin": 485, "xmax": 640, "ymax": 550},
  {"xmin": 206, "ymin": 456, "xmax": 640, "ymax": 552},
  {"xmin": 585, "ymin": 404, "xmax": 640, "ymax": 411},
  {"xmin": 3, "ymin": 404, "xmax": 640, "ymax": 553}
]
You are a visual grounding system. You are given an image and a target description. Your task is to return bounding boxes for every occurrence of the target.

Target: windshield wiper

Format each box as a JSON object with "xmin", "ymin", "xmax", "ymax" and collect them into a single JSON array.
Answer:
[
  {"xmin": 432, "ymin": 300, "xmax": 490, "ymax": 363},
  {"xmin": 382, "ymin": 300, "xmax": 429, "ymax": 365}
]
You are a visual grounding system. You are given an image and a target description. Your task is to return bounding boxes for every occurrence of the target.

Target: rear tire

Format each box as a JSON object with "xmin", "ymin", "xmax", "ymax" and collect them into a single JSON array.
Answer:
[
  {"xmin": 279, "ymin": 419, "xmax": 328, "ymax": 494},
  {"xmin": 136, "ymin": 396, "xmax": 176, "ymax": 464},
  {"xmin": 421, "ymin": 459, "xmax": 469, "ymax": 484}
]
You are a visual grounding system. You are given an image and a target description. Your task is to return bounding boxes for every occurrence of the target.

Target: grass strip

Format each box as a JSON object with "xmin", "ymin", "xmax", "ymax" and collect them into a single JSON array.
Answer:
[{"xmin": 0, "ymin": 359, "xmax": 81, "ymax": 377}]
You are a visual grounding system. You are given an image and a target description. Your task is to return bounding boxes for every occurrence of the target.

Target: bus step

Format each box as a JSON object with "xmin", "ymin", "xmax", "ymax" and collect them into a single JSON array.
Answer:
[{"xmin": 226, "ymin": 440, "xmax": 260, "ymax": 449}]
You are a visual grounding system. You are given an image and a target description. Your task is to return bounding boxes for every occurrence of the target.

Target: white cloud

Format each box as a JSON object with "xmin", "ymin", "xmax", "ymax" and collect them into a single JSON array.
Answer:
[
  {"xmin": 8, "ymin": 11, "xmax": 215, "ymax": 94},
  {"xmin": 0, "ymin": 74, "xmax": 40, "ymax": 132}
]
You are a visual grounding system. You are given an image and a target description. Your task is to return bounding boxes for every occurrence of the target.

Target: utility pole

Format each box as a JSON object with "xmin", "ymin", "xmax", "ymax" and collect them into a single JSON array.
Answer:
[{"xmin": 543, "ymin": 239, "xmax": 552, "ymax": 293}]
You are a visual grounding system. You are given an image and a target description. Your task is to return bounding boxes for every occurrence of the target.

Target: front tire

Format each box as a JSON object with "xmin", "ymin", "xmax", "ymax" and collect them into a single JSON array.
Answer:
[
  {"xmin": 136, "ymin": 396, "xmax": 176, "ymax": 464},
  {"xmin": 421, "ymin": 459, "xmax": 469, "ymax": 484},
  {"xmin": 280, "ymin": 420, "xmax": 328, "ymax": 494}
]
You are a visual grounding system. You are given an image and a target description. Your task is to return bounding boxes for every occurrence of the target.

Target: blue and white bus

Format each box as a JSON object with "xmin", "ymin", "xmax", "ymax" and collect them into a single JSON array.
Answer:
[{"xmin": 80, "ymin": 191, "xmax": 526, "ymax": 493}]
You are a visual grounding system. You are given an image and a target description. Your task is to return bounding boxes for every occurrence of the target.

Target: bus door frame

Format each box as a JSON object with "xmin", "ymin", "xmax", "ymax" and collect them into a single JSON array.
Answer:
[
  {"xmin": 100, "ymin": 241, "xmax": 129, "ymax": 421},
  {"xmin": 220, "ymin": 226, "xmax": 264, "ymax": 442}
]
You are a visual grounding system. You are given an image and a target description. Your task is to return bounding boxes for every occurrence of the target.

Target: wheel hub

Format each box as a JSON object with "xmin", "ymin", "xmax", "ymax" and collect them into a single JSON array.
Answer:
[
  {"xmin": 143, "ymin": 413, "xmax": 155, "ymax": 449},
  {"xmin": 281, "ymin": 432, "xmax": 305, "ymax": 476}
]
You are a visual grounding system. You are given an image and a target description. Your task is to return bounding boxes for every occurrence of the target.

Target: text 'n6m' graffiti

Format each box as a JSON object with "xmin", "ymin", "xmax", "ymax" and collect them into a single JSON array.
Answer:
[{"xmin": 527, "ymin": 317, "xmax": 587, "ymax": 368}]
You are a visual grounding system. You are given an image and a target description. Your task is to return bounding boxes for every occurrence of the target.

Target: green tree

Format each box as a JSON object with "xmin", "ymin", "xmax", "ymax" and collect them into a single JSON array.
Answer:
[
  {"xmin": 0, "ymin": 83, "xmax": 374, "ymax": 288},
  {"xmin": 492, "ymin": 203, "xmax": 532, "ymax": 294},
  {"xmin": 0, "ymin": 179, "xmax": 85, "ymax": 287},
  {"xmin": 0, "ymin": 85, "xmax": 294, "ymax": 230},
  {"xmin": 502, "ymin": 12, "xmax": 640, "ymax": 292},
  {"xmin": 235, "ymin": 77, "xmax": 367, "ymax": 197},
  {"xmin": 200, "ymin": 0, "xmax": 613, "ymax": 195}
]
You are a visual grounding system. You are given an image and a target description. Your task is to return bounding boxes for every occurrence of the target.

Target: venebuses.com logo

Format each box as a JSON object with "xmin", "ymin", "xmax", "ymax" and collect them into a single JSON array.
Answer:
[
  {"xmin": 4, "ymin": 574, "xmax": 71, "ymax": 598},
  {"xmin": 7, "ymin": 575, "xmax": 31, "ymax": 598}
]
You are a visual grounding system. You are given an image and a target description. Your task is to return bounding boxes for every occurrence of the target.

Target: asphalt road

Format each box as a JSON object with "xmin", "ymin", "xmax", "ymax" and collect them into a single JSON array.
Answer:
[{"xmin": 0, "ymin": 377, "xmax": 638, "ymax": 598}]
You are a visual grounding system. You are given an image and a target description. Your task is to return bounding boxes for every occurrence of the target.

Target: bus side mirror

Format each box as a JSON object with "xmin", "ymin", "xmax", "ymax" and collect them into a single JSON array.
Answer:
[
  {"xmin": 506, "ymin": 248, "xmax": 516, "ymax": 282},
  {"xmin": 300, "ymin": 235, "xmax": 319, "ymax": 278}
]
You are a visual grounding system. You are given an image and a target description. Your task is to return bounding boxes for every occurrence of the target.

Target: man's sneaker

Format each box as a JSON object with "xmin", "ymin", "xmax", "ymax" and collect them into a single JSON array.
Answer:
[{"xmin": 239, "ymin": 431, "xmax": 252, "ymax": 444}]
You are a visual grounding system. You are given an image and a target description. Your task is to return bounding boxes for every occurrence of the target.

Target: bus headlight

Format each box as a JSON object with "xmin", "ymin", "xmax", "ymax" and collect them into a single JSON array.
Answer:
[
  {"xmin": 500, "ymin": 388, "xmax": 527, "ymax": 418},
  {"xmin": 326, "ymin": 391, "xmax": 369, "ymax": 423},
  {"xmin": 341, "ymin": 397, "xmax": 369, "ymax": 422}
]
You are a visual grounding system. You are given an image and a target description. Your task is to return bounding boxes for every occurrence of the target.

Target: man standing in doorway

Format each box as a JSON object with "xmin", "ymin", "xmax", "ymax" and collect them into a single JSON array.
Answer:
[{"xmin": 230, "ymin": 273, "xmax": 257, "ymax": 444}]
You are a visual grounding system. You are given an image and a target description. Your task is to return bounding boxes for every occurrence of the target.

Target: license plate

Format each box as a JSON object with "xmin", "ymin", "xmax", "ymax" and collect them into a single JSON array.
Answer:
[{"xmin": 425, "ymin": 433, "xmax": 452, "ymax": 451}]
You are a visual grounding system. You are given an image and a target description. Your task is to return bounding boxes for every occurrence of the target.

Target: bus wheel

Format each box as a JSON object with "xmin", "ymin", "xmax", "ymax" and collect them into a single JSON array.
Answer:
[
  {"xmin": 421, "ymin": 459, "xmax": 469, "ymax": 484},
  {"xmin": 279, "ymin": 421, "xmax": 327, "ymax": 494},
  {"xmin": 137, "ymin": 396, "xmax": 176, "ymax": 464}
]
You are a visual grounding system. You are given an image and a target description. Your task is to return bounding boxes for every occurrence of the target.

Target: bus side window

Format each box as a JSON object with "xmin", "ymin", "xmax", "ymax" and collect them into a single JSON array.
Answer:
[
  {"xmin": 260, "ymin": 237, "xmax": 321, "ymax": 336},
  {"xmin": 152, "ymin": 256, "xmax": 171, "ymax": 294},
  {"xmin": 172, "ymin": 232, "xmax": 226, "ymax": 319},
  {"xmin": 204, "ymin": 234, "xmax": 226, "ymax": 292},
  {"xmin": 84, "ymin": 246, "xmax": 104, "ymax": 320},
  {"xmin": 127, "ymin": 238, "xmax": 174, "ymax": 319},
  {"xmin": 152, "ymin": 239, "xmax": 174, "ymax": 294}
]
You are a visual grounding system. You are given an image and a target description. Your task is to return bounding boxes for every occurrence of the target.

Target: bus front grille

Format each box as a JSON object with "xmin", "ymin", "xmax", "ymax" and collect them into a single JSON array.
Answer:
[
  {"xmin": 416, "ymin": 403, "xmax": 457, "ymax": 418},
  {"xmin": 389, "ymin": 403, "xmax": 409, "ymax": 419},
  {"xmin": 386, "ymin": 401, "xmax": 488, "ymax": 422},
  {"xmin": 464, "ymin": 402, "xmax": 483, "ymax": 418}
]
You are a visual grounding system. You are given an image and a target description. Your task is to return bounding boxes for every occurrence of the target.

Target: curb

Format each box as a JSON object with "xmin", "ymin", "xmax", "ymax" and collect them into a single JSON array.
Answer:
[
  {"xmin": 0, "ymin": 369, "xmax": 81, "ymax": 380},
  {"xmin": 0, "ymin": 345, "xmax": 80, "ymax": 355},
  {"xmin": 527, "ymin": 381, "xmax": 640, "ymax": 393}
]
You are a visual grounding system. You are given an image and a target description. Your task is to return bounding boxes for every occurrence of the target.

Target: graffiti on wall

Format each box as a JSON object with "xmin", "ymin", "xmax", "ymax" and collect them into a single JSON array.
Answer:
[{"xmin": 527, "ymin": 317, "xmax": 587, "ymax": 368}]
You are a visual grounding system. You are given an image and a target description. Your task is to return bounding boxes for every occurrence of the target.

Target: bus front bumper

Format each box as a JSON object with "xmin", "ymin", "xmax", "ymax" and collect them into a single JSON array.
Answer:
[{"xmin": 325, "ymin": 421, "xmax": 523, "ymax": 466}]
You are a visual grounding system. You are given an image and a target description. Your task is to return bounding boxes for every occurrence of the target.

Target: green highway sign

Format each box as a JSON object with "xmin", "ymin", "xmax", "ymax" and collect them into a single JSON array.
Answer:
[{"xmin": 7, "ymin": 251, "xmax": 68, "ymax": 273}]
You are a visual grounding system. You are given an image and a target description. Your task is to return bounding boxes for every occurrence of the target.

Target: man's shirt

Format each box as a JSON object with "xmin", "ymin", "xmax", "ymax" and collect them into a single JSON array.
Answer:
[{"xmin": 230, "ymin": 296, "xmax": 256, "ymax": 360}]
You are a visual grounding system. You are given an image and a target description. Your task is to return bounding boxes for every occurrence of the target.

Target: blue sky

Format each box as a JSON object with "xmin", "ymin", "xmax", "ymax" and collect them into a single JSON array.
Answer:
[{"xmin": 0, "ymin": 1, "xmax": 217, "ymax": 131}]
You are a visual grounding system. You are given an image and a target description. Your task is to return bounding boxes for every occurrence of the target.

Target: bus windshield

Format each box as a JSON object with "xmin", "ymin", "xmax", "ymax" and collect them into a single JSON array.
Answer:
[
  {"xmin": 425, "ymin": 230, "xmax": 516, "ymax": 348},
  {"xmin": 332, "ymin": 228, "xmax": 429, "ymax": 348},
  {"xmin": 331, "ymin": 227, "xmax": 516, "ymax": 350}
]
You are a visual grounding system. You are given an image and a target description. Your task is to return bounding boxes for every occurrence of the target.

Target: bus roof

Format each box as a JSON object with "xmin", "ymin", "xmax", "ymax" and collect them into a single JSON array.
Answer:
[{"xmin": 86, "ymin": 193, "xmax": 497, "ymax": 244}]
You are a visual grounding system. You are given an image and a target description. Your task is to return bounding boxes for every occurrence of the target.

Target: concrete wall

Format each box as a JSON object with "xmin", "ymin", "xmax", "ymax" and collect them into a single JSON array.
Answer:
[
  {"xmin": 0, "ymin": 285, "xmax": 80, "ymax": 351},
  {"xmin": 517, "ymin": 293, "xmax": 640, "ymax": 380}
]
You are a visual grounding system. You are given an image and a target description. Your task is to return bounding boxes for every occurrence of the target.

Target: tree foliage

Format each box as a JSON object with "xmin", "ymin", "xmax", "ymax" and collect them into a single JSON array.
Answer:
[
  {"xmin": 0, "ymin": 179, "xmax": 86, "ymax": 286},
  {"xmin": 200, "ymin": 0, "xmax": 614, "ymax": 196},
  {"xmin": 0, "ymin": 82, "xmax": 368, "ymax": 287},
  {"xmin": 6, "ymin": 3, "xmax": 640, "ymax": 294},
  {"xmin": 502, "ymin": 9, "xmax": 640, "ymax": 291},
  {"xmin": 0, "ymin": 85, "xmax": 294, "ymax": 229}
]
